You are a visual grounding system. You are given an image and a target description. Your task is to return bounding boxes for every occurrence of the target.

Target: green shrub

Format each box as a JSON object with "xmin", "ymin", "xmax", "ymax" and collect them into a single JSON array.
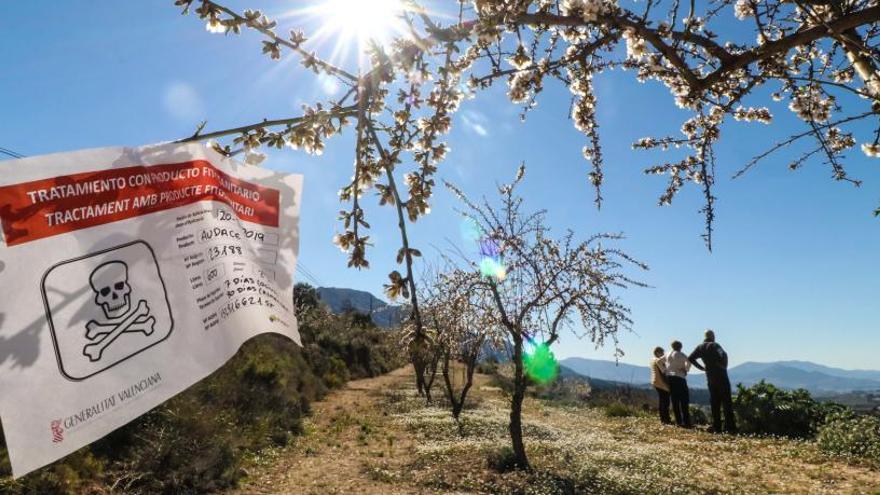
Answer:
[
  {"xmin": 689, "ymin": 405, "xmax": 710, "ymax": 426},
  {"xmin": 476, "ymin": 359, "xmax": 499, "ymax": 376},
  {"xmin": 733, "ymin": 381, "xmax": 846, "ymax": 438},
  {"xmin": 486, "ymin": 446, "xmax": 522, "ymax": 473},
  {"xmin": 817, "ymin": 412, "xmax": 880, "ymax": 463},
  {"xmin": 603, "ymin": 402, "xmax": 639, "ymax": 418}
]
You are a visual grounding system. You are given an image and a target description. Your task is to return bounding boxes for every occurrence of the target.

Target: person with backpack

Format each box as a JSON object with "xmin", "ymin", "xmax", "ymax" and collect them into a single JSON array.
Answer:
[
  {"xmin": 665, "ymin": 340, "xmax": 692, "ymax": 427},
  {"xmin": 689, "ymin": 329, "xmax": 737, "ymax": 433},
  {"xmin": 650, "ymin": 346, "xmax": 672, "ymax": 425}
]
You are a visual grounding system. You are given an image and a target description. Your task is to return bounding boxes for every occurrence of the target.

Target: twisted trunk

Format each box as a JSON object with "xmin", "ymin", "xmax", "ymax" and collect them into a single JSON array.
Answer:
[
  {"xmin": 509, "ymin": 332, "xmax": 530, "ymax": 470},
  {"xmin": 442, "ymin": 343, "xmax": 481, "ymax": 420}
]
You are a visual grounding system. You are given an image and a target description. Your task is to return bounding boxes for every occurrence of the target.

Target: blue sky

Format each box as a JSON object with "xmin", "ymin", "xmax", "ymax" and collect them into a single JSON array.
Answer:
[{"xmin": 1, "ymin": 1, "xmax": 878, "ymax": 370}]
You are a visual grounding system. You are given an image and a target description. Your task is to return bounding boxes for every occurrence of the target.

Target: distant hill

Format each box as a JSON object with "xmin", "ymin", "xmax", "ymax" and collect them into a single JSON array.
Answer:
[
  {"xmin": 729, "ymin": 362, "xmax": 880, "ymax": 394},
  {"xmin": 559, "ymin": 357, "xmax": 660, "ymax": 387},
  {"xmin": 556, "ymin": 364, "xmax": 710, "ymax": 404},
  {"xmin": 559, "ymin": 357, "xmax": 880, "ymax": 395},
  {"xmin": 316, "ymin": 287, "xmax": 408, "ymax": 327},
  {"xmin": 557, "ymin": 364, "xmax": 632, "ymax": 391},
  {"xmin": 732, "ymin": 360, "xmax": 880, "ymax": 383}
]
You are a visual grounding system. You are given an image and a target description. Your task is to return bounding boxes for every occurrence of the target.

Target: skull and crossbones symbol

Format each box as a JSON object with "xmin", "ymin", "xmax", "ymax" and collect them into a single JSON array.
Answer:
[{"xmin": 83, "ymin": 261, "xmax": 155, "ymax": 362}]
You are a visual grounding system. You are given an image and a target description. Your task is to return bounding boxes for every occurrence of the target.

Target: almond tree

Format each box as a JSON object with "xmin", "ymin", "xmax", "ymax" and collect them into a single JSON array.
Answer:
[
  {"xmin": 174, "ymin": 0, "xmax": 880, "ymax": 392},
  {"xmin": 422, "ymin": 268, "xmax": 501, "ymax": 420},
  {"xmin": 447, "ymin": 165, "xmax": 647, "ymax": 469}
]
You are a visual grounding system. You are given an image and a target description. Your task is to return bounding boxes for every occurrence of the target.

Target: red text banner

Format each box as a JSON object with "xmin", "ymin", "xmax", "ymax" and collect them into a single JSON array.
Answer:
[{"xmin": 0, "ymin": 160, "xmax": 280, "ymax": 246}]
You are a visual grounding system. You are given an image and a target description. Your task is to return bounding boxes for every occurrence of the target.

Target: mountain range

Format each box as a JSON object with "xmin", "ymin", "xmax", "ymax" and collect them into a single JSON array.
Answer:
[
  {"xmin": 560, "ymin": 357, "xmax": 880, "ymax": 395},
  {"xmin": 315, "ymin": 287, "xmax": 408, "ymax": 327},
  {"xmin": 314, "ymin": 287, "xmax": 879, "ymax": 396}
]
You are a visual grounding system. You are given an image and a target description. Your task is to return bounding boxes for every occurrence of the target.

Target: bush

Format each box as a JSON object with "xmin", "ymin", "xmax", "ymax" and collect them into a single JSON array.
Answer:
[
  {"xmin": 689, "ymin": 405, "xmax": 710, "ymax": 426},
  {"xmin": 486, "ymin": 446, "xmax": 522, "ymax": 473},
  {"xmin": 0, "ymin": 285, "xmax": 405, "ymax": 494},
  {"xmin": 476, "ymin": 358, "xmax": 499, "ymax": 376},
  {"xmin": 733, "ymin": 381, "xmax": 845, "ymax": 438},
  {"xmin": 603, "ymin": 403, "xmax": 640, "ymax": 418},
  {"xmin": 817, "ymin": 412, "xmax": 880, "ymax": 463}
]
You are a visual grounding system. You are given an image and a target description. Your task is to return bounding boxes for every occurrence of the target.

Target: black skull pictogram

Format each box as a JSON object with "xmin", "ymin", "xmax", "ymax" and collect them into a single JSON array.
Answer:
[{"xmin": 89, "ymin": 261, "xmax": 131, "ymax": 319}]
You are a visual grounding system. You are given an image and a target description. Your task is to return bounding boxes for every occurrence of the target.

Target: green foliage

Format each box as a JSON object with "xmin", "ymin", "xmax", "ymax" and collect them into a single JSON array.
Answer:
[
  {"xmin": 817, "ymin": 412, "xmax": 880, "ymax": 463},
  {"xmin": 733, "ymin": 381, "xmax": 846, "ymax": 439},
  {"xmin": 603, "ymin": 403, "xmax": 641, "ymax": 418},
  {"xmin": 0, "ymin": 288, "xmax": 405, "ymax": 494},
  {"xmin": 535, "ymin": 376, "xmax": 591, "ymax": 406},
  {"xmin": 689, "ymin": 405, "xmax": 710, "ymax": 426},
  {"xmin": 299, "ymin": 298, "xmax": 401, "ymax": 382},
  {"xmin": 476, "ymin": 358, "xmax": 499, "ymax": 376},
  {"xmin": 293, "ymin": 283, "xmax": 320, "ymax": 314},
  {"xmin": 486, "ymin": 446, "xmax": 522, "ymax": 473}
]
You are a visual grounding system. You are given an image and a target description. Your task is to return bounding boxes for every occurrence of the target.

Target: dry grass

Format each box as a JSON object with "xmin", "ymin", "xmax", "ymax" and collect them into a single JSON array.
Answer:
[{"xmin": 235, "ymin": 368, "xmax": 880, "ymax": 494}]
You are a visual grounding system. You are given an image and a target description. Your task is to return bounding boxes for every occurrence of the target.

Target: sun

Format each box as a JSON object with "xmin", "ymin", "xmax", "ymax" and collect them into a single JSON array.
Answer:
[{"xmin": 308, "ymin": 0, "xmax": 407, "ymax": 56}]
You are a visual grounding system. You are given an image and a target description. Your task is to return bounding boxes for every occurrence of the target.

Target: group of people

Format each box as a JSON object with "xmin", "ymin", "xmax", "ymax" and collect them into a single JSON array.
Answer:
[{"xmin": 649, "ymin": 329, "xmax": 737, "ymax": 434}]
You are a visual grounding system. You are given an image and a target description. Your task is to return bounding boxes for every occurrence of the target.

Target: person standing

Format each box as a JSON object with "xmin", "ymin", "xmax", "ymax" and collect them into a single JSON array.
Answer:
[
  {"xmin": 689, "ymin": 329, "xmax": 737, "ymax": 433},
  {"xmin": 650, "ymin": 346, "xmax": 672, "ymax": 425},
  {"xmin": 665, "ymin": 341, "xmax": 692, "ymax": 427}
]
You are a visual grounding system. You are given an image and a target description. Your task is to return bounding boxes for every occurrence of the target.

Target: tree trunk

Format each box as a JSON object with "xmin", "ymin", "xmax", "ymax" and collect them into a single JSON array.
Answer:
[
  {"xmin": 509, "ymin": 332, "xmax": 530, "ymax": 470},
  {"xmin": 441, "ymin": 351, "xmax": 458, "ymax": 415},
  {"xmin": 413, "ymin": 353, "xmax": 426, "ymax": 396},
  {"xmin": 423, "ymin": 351, "xmax": 439, "ymax": 403},
  {"xmin": 454, "ymin": 361, "xmax": 474, "ymax": 420}
]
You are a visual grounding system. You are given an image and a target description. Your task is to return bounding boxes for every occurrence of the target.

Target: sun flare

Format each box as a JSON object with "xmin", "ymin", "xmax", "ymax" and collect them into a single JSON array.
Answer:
[{"xmin": 312, "ymin": 0, "xmax": 406, "ymax": 50}]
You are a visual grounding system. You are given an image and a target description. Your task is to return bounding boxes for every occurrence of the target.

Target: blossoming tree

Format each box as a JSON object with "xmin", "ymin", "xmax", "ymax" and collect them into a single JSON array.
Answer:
[
  {"xmin": 447, "ymin": 165, "xmax": 647, "ymax": 469},
  {"xmin": 174, "ymin": 0, "xmax": 880, "ymax": 403},
  {"xmin": 421, "ymin": 267, "xmax": 501, "ymax": 419}
]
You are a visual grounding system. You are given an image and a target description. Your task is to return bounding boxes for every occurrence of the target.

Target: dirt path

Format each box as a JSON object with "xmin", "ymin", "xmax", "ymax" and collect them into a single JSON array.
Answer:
[
  {"xmin": 232, "ymin": 366, "xmax": 438, "ymax": 495},
  {"xmin": 234, "ymin": 367, "xmax": 880, "ymax": 494}
]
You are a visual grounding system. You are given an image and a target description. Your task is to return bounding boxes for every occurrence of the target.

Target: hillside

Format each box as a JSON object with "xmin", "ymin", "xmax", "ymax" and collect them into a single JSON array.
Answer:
[
  {"xmin": 560, "ymin": 357, "xmax": 659, "ymax": 387},
  {"xmin": 316, "ymin": 287, "xmax": 408, "ymax": 328},
  {"xmin": 561, "ymin": 357, "xmax": 880, "ymax": 395},
  {"xmin": 732, "ymin": 362, "xmax": 880, "ymax": 393},
  {"xmin": 230, "ymin": 367, "xmax": 880, "ymax": 494}
]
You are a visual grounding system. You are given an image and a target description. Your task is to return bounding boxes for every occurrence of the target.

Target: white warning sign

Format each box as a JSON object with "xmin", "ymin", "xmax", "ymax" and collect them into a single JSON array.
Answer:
[{"xmin": 0, "ymin": 142, "xmax": 302, "ymax": 477}]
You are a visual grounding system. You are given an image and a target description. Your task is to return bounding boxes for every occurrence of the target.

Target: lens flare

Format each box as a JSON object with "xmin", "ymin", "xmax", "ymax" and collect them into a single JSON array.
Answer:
[
  {"xmin": 459, "ymin": 217, "xmax": 481, "ymax": 243},
  {"xmin": 479, "ymin": 238, "xmax": 500, "ymax": 258},
  {"xmin": 479, "ymin": 257, "xmax": 507, "ymax": 281},
  {"xmin": 523, "ymin": 341, "xmax": 558, "ymax": 385},
  {"xmin": 460, "ymin": 218, "xmax": 507, "ymax": 281}
]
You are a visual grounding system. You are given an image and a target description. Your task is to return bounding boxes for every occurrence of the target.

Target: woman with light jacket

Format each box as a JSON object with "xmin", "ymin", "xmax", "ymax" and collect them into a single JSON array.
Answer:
[
  {"xmin": 650, "ymin": 346, "xmax": 672, "ymax": 425},
  {"xmin": 665, "ymin": 340, "xmax": 692, "ymax": 427}
]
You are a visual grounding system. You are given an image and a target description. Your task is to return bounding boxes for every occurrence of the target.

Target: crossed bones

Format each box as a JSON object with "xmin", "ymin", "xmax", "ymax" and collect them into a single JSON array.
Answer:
[{"xmin": 83, "ymin": 300, "xmax": 154, "ymax": 362}]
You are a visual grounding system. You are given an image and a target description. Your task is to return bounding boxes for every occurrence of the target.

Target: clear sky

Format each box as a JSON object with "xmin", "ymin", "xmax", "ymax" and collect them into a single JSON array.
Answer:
[{"xmin": 1, "ymin": 1, "xmax": 878, "ymax": 370}]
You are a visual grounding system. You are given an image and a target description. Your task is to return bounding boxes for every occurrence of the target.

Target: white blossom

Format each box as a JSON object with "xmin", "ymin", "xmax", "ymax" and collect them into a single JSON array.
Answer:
[
  {"xmin": 733, "ymin": 106, "xmax": 772, "ymax": 124},
  {"xmin": 622, "ymin": 29, "xmax": 648, "ymax": 61},
  {"xmin": 734, "ymin": 0, "xmax": 754, "ymax": 20},
  {"xmin": 788, "ymin": 86, "xmax": 833, "ymax": 123},
  {"xmin": 561, "ymin": 0, "xmax": 608, "ymax": 22},
  {"xmin": 244, "ymin": 150, "xmax": 266, "ymax": 166},
  {"xmin": 861, "ymin": 143, "xmax": 880, "ymax": 157}
]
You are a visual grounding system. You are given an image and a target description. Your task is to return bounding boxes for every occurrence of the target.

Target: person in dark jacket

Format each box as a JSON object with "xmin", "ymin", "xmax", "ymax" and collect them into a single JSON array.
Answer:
[{"xmin": 689, "ymin": 329, "xmax": 737, "ymax": 433}]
